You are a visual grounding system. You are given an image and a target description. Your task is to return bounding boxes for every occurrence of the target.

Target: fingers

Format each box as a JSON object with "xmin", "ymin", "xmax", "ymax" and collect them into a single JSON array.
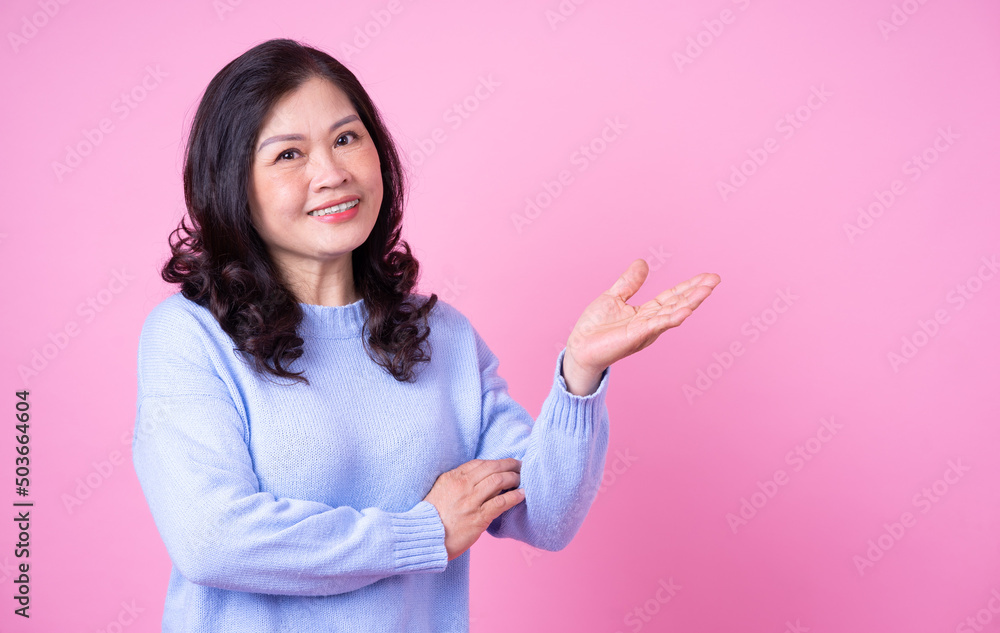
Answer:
[
  {"xmin": 475, "ymin": 469, "xmax": 521, "ymax": 498},
  {"xmin": 666, "ymin": 284, "xmax": 714, "ymax": 312},
  {"xmin": 643, "ymin": 277, "xmax": 719, "ymax": 335},
  {"xmin": 652, "ymin": 272, "xmax": 721, "ymax": 305},
  {"xmin": 463, "ymin": 459, "xmax": 523, "ymax": 518},
  {"xmin": 658, "ymin": 306, "xmax": 694, "ymax": 330},
  {"xmin": 487, "ymin": 488, "xmax": 526, "ymax": 514},
  {"xmin": 606, "ymin": 259, "xmax": 649, "ymax": 303},
  {"xmin": 455, "ymin": 458, "xmax": 484, "ymax": 475},
  {"xmin": 464, "ymin": 457, "xmax": 520, "ymax": 481},
  {"xmin": 427, "ymin": 458, "xmax": 527, "ymax": 561},
  {"xmin": 653, "ymin": 277, "xmax": 719, "ymax": 313}
]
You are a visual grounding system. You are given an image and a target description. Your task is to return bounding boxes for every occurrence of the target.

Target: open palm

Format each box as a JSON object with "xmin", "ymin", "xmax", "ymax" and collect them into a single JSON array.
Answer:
[{"xmin": 566, "ymin": 259, "xmax": 722, "ymax": 374}]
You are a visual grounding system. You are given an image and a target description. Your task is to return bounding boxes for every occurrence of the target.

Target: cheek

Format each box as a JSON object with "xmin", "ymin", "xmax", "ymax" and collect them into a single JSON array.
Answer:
[
  {"xmin": 370, "ymin": 171, "xmax": 385, "ymax": 199},
  {"xmin": 361, "ymin": 148, "xmax": 383, "ymax": 189},
  {"xmin": 262, "ymin": 177, "xmax": 306, "ymax": 210}
]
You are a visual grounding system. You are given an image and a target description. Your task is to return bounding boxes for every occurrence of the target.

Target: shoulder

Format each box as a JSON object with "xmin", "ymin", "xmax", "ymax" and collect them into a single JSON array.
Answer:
[
  {"xmin": 137, "ymin": 292, "xmax": 243, "ymax": 401},
  {"xmin": 412, "ymin": 292, "xmax": 473, "ymax": 332},
  {"xmin": 409, "ymin": 292, "xmax": 486, "ymax": 356},
  {"xmin": 412, "ymin": 292, "xmax": 496, "ymax": 361},
  {"xmin": 140, "ymin": 292, "xmax": 218, "ymax": 343},
  {"xmin": 138, "ymin": 292, "xmax": 234, "ymax": 368}
]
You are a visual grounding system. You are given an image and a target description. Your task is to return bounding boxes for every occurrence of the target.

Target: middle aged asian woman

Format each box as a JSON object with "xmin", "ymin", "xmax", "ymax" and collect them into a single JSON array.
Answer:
[{"xmin": 131, "ymin": 37, "xmax": 722, "ymax": 632}]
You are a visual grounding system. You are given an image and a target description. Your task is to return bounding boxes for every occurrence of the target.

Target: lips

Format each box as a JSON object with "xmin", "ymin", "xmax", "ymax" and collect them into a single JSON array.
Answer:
[{"xmin": 309, "ymin": 195, "xmax": 360, "ymax": 214}]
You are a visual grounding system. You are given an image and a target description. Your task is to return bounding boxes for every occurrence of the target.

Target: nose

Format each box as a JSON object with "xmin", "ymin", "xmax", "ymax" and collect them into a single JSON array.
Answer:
[{"xmin": 309, "ymin": 148, "xmax": 350, "ymax": 191}]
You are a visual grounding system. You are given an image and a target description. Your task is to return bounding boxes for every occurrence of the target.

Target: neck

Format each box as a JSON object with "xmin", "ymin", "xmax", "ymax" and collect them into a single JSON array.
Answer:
[
  {"xmin": 274, "ymin": 254, "xmax": 359, "ymax": 307},
  {"xmin": 295, "ymin": 286, "xmax": 360, "ymax": 307}
]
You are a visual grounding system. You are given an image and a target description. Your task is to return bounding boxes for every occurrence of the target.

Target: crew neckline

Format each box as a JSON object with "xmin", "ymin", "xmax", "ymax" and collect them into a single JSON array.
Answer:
[{"xmin": 297, "ymin": 297, "xmax": 368, "ymax": 339}]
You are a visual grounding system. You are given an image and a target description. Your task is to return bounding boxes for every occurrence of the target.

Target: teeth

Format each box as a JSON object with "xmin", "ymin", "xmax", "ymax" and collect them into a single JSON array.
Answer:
[{"xmin": 309, "ymin": 199, "xmax": 359, "ymax": 216}]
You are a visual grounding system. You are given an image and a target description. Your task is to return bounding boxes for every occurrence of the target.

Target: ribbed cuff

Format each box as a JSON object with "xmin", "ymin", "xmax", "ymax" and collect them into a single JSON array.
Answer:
[
  {"xmin": 390, "ymin": 500, "xmax": 449, "ymax": 573},
  {"xmin": 545, "ymin": 347, "xmax": 611, "ymax": 436}
]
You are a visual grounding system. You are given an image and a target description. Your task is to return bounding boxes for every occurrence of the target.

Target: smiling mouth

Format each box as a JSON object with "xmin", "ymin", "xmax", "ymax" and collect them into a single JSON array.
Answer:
[{"xmin": 308, "ymin": 199, "xmax": 360, "ymax": 216}]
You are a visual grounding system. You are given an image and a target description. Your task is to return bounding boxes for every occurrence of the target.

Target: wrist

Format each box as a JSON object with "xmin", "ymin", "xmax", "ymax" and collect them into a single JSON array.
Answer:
[{"xmin": 562, "ymin": 351, "xmax": 603, "ymax": 397}]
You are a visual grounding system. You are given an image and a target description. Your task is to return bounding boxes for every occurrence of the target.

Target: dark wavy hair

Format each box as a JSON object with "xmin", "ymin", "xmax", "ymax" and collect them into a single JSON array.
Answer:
[{"xmin": 162, "ymin": 38, "xmax": 437, "ymax": 385}]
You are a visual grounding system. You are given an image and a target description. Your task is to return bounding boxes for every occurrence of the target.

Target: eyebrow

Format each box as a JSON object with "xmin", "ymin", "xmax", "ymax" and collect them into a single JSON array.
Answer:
[{"xmin": 256, "ymin": 114, "xmax": 361, "ymax": 153}]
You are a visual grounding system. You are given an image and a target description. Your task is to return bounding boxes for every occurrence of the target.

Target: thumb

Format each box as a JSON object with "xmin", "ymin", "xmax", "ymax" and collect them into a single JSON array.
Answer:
[{"xmin": 606, "ymin": 258, "xmax": 648, "ymax": 303}]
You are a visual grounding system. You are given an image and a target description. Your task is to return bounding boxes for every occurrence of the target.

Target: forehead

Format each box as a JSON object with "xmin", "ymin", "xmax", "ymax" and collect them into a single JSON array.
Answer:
[{"xmin": 258, "ymin": 77, "xmax": 357, "ymax": 133}]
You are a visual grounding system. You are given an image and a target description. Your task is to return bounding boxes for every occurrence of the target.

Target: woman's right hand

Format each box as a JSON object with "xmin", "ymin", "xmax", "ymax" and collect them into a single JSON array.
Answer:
[{"xmin": 422, "ymin": 458, "xmax": 525, "ymax": 561}]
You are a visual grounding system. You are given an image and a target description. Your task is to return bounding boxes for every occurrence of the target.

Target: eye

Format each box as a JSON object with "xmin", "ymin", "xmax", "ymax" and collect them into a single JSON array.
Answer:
[
  {"xmin": 336, "ymin": 130, "xmax": 360, "ymax": 147},
  {"xmin": 276, "ymin": 149, "xmax": 300, "ymax": 162}
]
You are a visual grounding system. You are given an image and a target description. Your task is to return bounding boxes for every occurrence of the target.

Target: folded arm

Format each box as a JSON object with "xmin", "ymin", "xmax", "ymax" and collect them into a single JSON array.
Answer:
[
  {"xmin": 471, "ymin": 329, "xmax": 611, "ymax": 552},
  {"xmin": 131, "ymin": 301, "xmax": 448, "ymax": 596}
]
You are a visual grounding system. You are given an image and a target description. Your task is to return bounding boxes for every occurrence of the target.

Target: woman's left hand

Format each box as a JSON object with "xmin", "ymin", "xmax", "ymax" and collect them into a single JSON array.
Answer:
[{"xmin": 563, "ymin": 259, "xmax": 722, "ymax": 389}]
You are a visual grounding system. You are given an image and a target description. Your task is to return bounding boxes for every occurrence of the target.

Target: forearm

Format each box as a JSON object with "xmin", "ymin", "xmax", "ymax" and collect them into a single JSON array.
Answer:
[
  {"xmin": 133, "ymin": 395, "xmax": 449, "ymax": 596},
  {"xmin": 486, "ymin": 349, "xmax": 611, "ymax": 550}
]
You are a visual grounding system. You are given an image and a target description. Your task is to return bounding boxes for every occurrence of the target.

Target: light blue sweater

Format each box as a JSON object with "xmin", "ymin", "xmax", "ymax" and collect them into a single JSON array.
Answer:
[{"xmin": 132, "ymin": 292, "xmax": 611, "ymax": 632}]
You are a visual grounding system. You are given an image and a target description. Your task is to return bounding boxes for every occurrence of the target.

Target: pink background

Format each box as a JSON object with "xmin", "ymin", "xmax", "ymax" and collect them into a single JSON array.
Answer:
[{"xmin": 2, "ymin": 0, "xmax": 998, "ymax": 631}]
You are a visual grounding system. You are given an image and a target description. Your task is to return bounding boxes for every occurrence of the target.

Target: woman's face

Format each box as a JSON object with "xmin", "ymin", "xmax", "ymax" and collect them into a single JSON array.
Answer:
[{"xmin": 248, "ymin": 76, "xmax": 383, "ymax": 289}]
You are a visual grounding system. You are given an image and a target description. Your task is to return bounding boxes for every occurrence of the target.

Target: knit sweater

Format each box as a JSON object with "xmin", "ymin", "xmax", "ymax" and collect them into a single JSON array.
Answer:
[{"xmin": 131, "ymin": 292, "xmax": 611, "ymax": 633}]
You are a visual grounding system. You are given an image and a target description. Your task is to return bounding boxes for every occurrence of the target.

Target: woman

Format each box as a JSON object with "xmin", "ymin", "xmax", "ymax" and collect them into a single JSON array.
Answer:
[{"xmin": 132, "ymin": 38, "xmax": 720, "ymax": 632}]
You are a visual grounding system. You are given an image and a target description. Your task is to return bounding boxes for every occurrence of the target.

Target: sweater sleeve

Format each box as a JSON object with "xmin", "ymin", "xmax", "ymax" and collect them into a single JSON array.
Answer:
[
  {"xmin": 470, "ymin": 327, "xmax": 611, "ymax": 552},
  {"xmin": 131, "ymin": 301, "xmax": 448, "ymax": 597}
]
